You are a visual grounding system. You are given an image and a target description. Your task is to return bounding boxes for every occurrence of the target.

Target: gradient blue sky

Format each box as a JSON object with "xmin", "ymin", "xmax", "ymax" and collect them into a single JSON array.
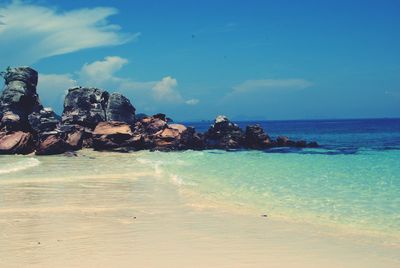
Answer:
[{"xmin": 0, "ymin": 0, "xmax": 399, "ymax": 121}]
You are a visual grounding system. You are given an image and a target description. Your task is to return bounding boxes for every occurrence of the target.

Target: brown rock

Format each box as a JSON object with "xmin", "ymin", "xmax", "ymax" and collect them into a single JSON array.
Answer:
[
  {"xmin": 66, "ymin": 130, "xmax": 84, "ymax": 149},
  {"xmin": 93, "ymin": 121, "xmax": 132, "ymax": 136},
  {"xmin": 159, "ymin": 128, "xmax": 180, "ymax": 140},
  {"xmin": 0, "ymin": 131, "xmax": 34, "ymax": 154},
  {"xmin": 92, "ymin": 121, "xmax": 135, "ymax": 151},
  {"xmin": 168, "ymin": 124, "xmax": 187, "ymax": 134},
  {"xmin": 36, "ymin": 135, "xmax": 71, "ymax": 155}
]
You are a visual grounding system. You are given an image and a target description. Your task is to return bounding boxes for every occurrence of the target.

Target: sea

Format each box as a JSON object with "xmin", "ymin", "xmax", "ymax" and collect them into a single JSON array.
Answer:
[{"xmin": 1, "ymin": 118, "xmax": 399, "ymax": 243}]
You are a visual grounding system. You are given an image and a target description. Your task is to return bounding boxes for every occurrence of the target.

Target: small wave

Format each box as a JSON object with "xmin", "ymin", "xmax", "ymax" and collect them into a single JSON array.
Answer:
[
  {"xmin": 170, "ymin": 174, "xmax": 197, "ymax": 186},
  {"xmin": 0, "ymin": 158, "xmax": 40, "ymax": 175}
]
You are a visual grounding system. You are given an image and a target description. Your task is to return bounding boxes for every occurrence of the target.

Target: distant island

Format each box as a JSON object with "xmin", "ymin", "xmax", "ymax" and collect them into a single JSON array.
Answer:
[{"xmin": 0, "ymin": 67, "xmax": 318, "ymax": 155}]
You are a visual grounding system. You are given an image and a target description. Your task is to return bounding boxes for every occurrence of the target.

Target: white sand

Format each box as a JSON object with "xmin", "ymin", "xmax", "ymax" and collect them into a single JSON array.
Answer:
[{"xmin": 1, "ymin": 172, "xmax": 399, "ymax": 268}]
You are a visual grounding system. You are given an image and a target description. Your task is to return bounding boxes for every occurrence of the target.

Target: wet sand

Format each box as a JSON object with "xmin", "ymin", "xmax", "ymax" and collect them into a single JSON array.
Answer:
[{"xmin": 1, "ymin": 167, "xmax": 399, "ymax": 268}]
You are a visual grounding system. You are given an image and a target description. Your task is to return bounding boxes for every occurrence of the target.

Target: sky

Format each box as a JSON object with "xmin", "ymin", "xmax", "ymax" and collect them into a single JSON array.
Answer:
[{"xmin": 0, "ymin": 0, "xmax": 399, "ymax": 121}]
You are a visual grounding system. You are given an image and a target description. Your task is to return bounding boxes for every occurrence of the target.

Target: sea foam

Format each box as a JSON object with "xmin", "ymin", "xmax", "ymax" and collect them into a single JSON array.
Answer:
[{"xmin": 0, "ymin": 158, "xmax": 40, "ymax": 175}]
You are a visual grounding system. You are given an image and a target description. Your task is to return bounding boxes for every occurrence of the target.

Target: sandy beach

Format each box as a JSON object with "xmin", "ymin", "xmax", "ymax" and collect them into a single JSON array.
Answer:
[{"xmin": 1, "ymin": 152, "xmax": 399, "ymax": 268}]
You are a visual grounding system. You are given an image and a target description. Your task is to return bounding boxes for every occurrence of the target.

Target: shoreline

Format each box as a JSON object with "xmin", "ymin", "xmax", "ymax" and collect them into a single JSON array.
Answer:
[{"xmin": 1, "ymin": 150, "xmax": 399, "ymax": 267}]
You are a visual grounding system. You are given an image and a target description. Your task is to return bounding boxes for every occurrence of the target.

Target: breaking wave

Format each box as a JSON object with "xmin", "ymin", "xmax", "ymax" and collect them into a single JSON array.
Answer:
[{"xmin": 0, "ymin": 158, "xmax": 40, "ymax": 175}]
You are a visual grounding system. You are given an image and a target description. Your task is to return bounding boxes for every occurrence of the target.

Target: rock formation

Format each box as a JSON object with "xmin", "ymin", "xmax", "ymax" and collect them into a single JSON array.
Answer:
[
  {"xmin": 62, "ymin": 87, "xmax": 109, "ymax": 128},
  {"xmin": 244, "ymin": 124, "xmax": 271, "ymax": 149},
  {"xmin": 106, "ymin": 93, "xmax": 136, "ymax": 125},
  {"xmin": 204, "ymin": 115, "xmax": 244, "ymax": 149},
  {"xmin": 0, "ymin": 67, "xmax": 42, "ymax": 131},
  {"xmin": 0, "ymin": 66, "xmax": 319, "ymax": 155}
]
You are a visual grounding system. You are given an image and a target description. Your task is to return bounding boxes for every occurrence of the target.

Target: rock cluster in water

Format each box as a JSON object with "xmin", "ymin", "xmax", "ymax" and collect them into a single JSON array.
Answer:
[{"xmin": 0, "ymin": 67, "xmax": 318, "ymax": 155}]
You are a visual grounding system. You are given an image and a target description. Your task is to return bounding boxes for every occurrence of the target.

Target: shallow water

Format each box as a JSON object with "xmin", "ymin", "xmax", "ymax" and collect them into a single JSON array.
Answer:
[{"xmin": 0, "ymin": 150, "xmax": 399, "ymax": 267}]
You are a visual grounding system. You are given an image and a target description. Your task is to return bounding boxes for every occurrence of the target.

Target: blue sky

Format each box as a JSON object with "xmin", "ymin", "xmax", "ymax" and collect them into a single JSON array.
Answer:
[{"xmin": 0, "ymin": 0, "xmax": 399, "ymax": 121}]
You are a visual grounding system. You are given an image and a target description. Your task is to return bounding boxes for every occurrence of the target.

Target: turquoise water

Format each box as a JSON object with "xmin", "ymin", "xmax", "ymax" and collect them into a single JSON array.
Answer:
[
  {"xmin": 145, "ymin": 148, "xmax": 400, "ymax": 237},
  {"xmin": 0, "ymin": 119, "xmax": 399, "ymax": 240}
]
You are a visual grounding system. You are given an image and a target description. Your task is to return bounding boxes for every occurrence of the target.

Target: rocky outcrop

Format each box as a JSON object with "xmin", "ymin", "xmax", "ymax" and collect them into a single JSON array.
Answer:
[
  {"xmin": 244, "ymin": 124, "xmax": 271, "ymax": 149},
  {"xmin": 0, "ymin": 67, "xmax": 42, "ymax": 131},
  {"xmin": 28, "ymin": 107, "xmax": 59, "ymax": 134},
  {"xmin": 106, "ymin": 93, "xmax": 136, "ymax": 125},
  {"xmin": 62, "ymin": 87, "xmax": 109, "ymax": 128},
  {"xmin": 0, "ymin": 66, "xmax": 319, "ymax": 155},
  {"xmin": 204, "ymin": 115, "xmax": 244, "ymax": 149}
]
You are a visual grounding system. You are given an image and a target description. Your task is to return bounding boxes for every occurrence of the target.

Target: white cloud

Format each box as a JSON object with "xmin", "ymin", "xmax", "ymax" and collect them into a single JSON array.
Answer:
[
  {"xmin": 233, "ymin": 79, "xmax": 313, "ymax": 93},
  {"xmin": 152, "ymin": 76, "xmax": 183, "ymax": 102},
  {"xmin": 35, "ymin": 56, "xmax": 198, "ymax": 112},
  {"xmin": 76, "ymin": 57, "xmax": 188, "ymax": 104},
  {"xmin": 78, "ymin": 56, "xmax": 128, "ymax": 87},
  {"xmin": 0, "ymin": 1, "xmax": 136, "ymax": 68}
]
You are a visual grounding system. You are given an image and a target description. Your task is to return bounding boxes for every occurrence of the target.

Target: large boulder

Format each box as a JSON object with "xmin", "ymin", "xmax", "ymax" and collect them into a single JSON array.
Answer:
[
  {"xmin": 204, "ymin": 115, "xmax": 244, "ymax": 149},
  {"xmin": 0, "ymin": 131, "xmax": 34, "ymax": 154},
  {"xmin": 179, "ymin": 126, "xmax": 204, "ymax": 150},
  {"xmin": 106, "ymin": 93, "xmax": 136, "ymax": 125},
  {"xmin": 0, "ymin": 67, "xmax": 42, "ymax": 131},
  {"xmin": 62, "ymin": 87, "xmax": 109, "ymax": 128},
  {"xmin": 244, "ymin": 124, "xmax": 271, "ymax": 149},
  {"xmin": 57, "ymin": 124, "xmax": 93, "ymax": 150},
  {"xmin": 36, "ymin": 135, "xmax": 71, "ymax": 155},
  {"xmin": 92, "ymin": 121, "xmax": 141, "ymax": 151},
  {"xmin": 139, "ymin": 116, "xmax": 167, "ymax": 135}
]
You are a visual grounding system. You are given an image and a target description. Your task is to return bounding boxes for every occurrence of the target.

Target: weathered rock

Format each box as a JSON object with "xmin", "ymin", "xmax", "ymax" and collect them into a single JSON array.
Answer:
[
  {"xmin": 92, "ymin": 121, "xmax": 139, "ymax": 151},
  {"xmin": 179, "ymin": 127, "xmax": 204, "ymax": 150},
  {"xmin": 0, "ymin": 67, "xmax": 42, "ymax": 131},
  {"xmin": 106, "ymin": 93, "xmax": 136, "ymax": 124},
  {"xmin": 244, "ymin": 124, "xmax": 271, "ymax": 149},
  {"xmin": 62, "ymin": 87, "xmax": 109, "ymax": 128},
  {"xmin": 36, "ymin": 135, "xmax": 71, "ymax": 155},
  {"xmin": 204, "ymin": 115, "xmax": 244, "ymax": 149},
  {"xmin": 1, "ymin": 111, "xmax": 21, "ymax": 131},
  {"xmin": 0, "ymin": 131, "xmax": 34, "ymax": 154},
  {"xmin": 66, "ymin": 129, "xmax": 84, "ymax": 149},
  {"xmin": 3, "ymin": 67, "xmax": 38, "ymax": 88},
  {"xmin": 168, "ymin": 124, "xmax": 187, "ymax": 133},
  {"xmin": 93, "ymin": 121, "xmax": 132, "ymax": 136},
  {"xmin": 140, "ymin": 116, "xmax": 167, "ymax": 135},
  {"xmin": 28, "ymin": 107, "xmax": 59, "ymax": 134}
]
